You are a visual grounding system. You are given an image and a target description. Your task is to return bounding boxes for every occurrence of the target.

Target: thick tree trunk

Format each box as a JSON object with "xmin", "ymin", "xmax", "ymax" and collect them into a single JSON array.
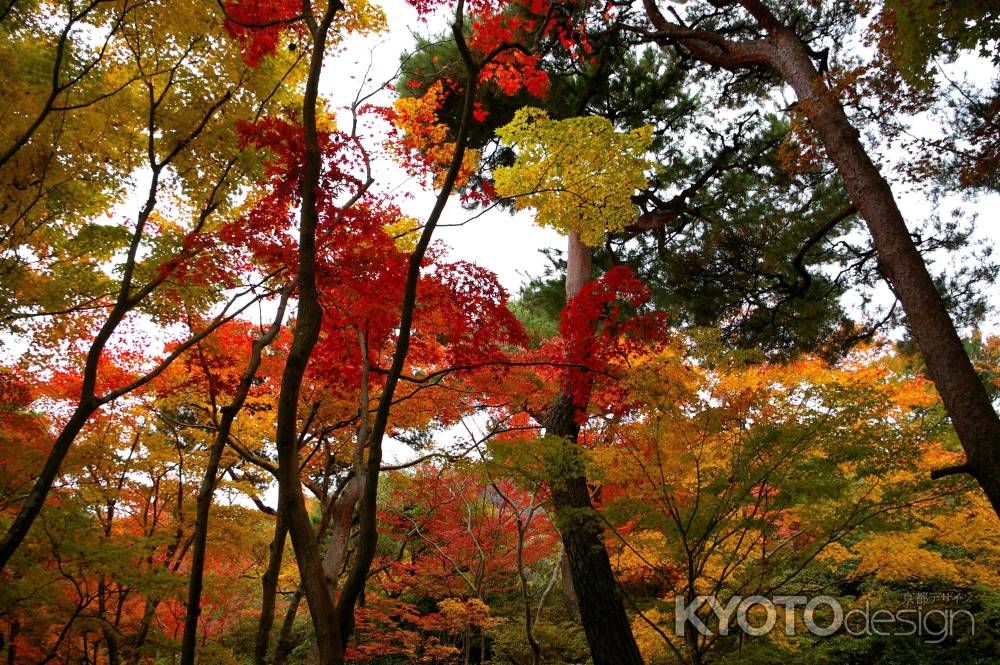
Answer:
[
  {"xmin": 640, "ymin": 0, "xmax": 1000, "ymax": 517},
  {"xmin": 761, "ymin": 14, "xmax": 1000, "ymax": 517},
  {"xmin": 270, "ymin": 4, "xmax": 345, "ymax": 664},
  {"xmin": 544, "ymin": 231, "xmax": 644, "ymax": 665},
  {"xmin": 545, "ymin": 407, "xmax": 645, "ymax": 665}
]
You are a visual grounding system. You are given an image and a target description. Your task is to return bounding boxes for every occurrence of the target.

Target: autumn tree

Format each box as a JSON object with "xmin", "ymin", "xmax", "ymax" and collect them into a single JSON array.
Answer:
[
  {"xmin": 206, "ymin": 1, "xmax": 560, "ymax": 662},
  {"xmin": 0, "ymin": 0, "xmax": 306, "ymax": 570},
  {"xmin": 4, "ymin": 1, "xmax": 1000, "ymax": 664},
  {"xmin": 593, "ymin": 342, "xmax": 972, "ymax": 665}
]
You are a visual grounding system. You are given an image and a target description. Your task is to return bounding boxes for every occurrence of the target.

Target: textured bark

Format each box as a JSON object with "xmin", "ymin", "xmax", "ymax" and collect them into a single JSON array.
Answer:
[
  {"xmin": 558, "ymin": 549, "xmax": 579, "ymax": 620},
  {"xmin": 255, "ymin": 514, "xmax": 288, "ymax": 665},
  {"xmin": 641, "ymin": 0, "xmax": 1000, "ymax": 516},
  {"xmin": 543, "ymin": 231, "xmax": 644, "ymax": 665},
  {"xmin": 322, "ymin": 474, "xmax": 364, "ymax": 584},
  {"xmin": 271, "ymin": 4, "xmax": 346, "ymax": 663},
  {"xmin": 545, "ymin": 403, "xmax": 644, "ymax": 665},
  {"xmin": 272, "ymin": 587, "xmax": 304, "ymax": 665},
  {"xmin": 564, "ymin": 231, "xmax": 591, "ymax": 300}
]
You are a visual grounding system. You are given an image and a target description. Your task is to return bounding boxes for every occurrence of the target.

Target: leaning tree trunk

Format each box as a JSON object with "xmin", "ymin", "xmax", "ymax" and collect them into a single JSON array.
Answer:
[
  {"xmin": 762, "ymin": 8, "xmax": 1000, "ymax": 517},
  {"xmin": 641, "ymin": 0, "xmax": 1000, "ymax": 517},
  {"xmin": 543, "ymin": 231, "xmax": 645, "ymax": 665},
  {"xmin": 255, "ymin": 513, "xmax": 288, "ymax": 665},
  {"xmin": 180, "ymin": 285, "xmax": 291, "ymax": 665}
]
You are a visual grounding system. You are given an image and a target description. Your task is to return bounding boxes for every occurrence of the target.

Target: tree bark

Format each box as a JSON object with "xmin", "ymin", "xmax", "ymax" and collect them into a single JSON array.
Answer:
[
  {"xmin": 641, "ymin": 0, "xmax": 1000, "ymax": 516},
  {"xmin": 559, "ymin": 548, "xmax": 580, "ymax": 620},
  {"xmin": 763, "ymin": 17, "xmax": 1000, "ymax": 516},
  {"xmin": 544, "ymin": 231, "xmax": 644, "ymax": 665},
  {"xmin": 271, "ymin": 2, "xmax": 346, "ymax": 662},
  {"xmin": 331, "ymin": 6, "xmax": 484, "ymax": 650},
  {"xmin": 321, "ymin": 473, "xmax": 364, "ymax": 584},
  {"xmin": 273, "ymin": 586, "xmax": 304, "ymax": 665},
  {"xmin": 179, "ymin": 286, "xmax": 290, "ymax": 665},
  {"xmin": 255, "ymin": 514, "xmax": 288, "ymax": 665}
]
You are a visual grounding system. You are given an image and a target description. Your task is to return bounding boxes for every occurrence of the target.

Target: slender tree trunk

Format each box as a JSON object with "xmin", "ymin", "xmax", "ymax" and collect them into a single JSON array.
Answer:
[
  {"xmin": 5, "ymin": 619, "xmax": 20, "ymax": 665},
  {"xmin": 682, "ymin": 582, "xmax": 702, "ymax": 665},
  {"xmin": 0, "ymin": 55, "xmax": 243, "ymax": 570},
  {"xmin": 273, "ymin": 587, "xmax": 304, "ymax": 665},
  {"xmin": 129, "ymin": 598, "xmax": 159, "ymax": 663},
  {"xmin": 255, "ymin": 514, "xmax": 288, "ymax": 665},
  {"xmin": 514, "ymin": 517, "xmax": 541, "ymax": 665},
  {"xmin": 0, "ymin": 402, "xmax": 97, "ymax": 569},
  {"xmin": 491, "ymin": 484, "xmax": 543, "ymax": 665},
  {"xmin": 537, "ymin": 544, "xmax": 562, "ymax": 623},
  {"xmin": 330, "ymin": 8, "xmax": 484, "ymax": 653},
  {"xmin": 271, "ymin": 4, "xmax": 345, "ymax": 663},
  {"xmin": 544, "ymin": 231, "xmax": 644, "ymax": 665},
  {"xmin": 179, "ymin": 288, "xmax": 290, "ymax": 665}
]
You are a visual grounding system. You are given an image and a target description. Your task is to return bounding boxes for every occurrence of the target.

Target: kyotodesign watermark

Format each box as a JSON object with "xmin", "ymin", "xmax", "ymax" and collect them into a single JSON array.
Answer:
[{"xmin": 674, "ymin": 595, "xmax": 975, "ymax": 644}]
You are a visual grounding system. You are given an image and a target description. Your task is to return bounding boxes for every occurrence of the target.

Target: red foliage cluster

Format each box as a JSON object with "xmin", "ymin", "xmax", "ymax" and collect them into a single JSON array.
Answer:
[
  {"xmin": 479, "ymin": 50, "xmax": 550, "ymax": 97},
  {"xmin": 468, "ymin": 4, "xmax": 551, "ymax": 97},
  {"xmin": 559, "ymin": 266, "xmax": 668, "ymax": 418},
  {"xmin": 220, "ymin": 116, "xmax": 371, "ymax": 270},
  {"xmin": 42, "ymin": 347, "xmax": 145, "ymax": 405},
  {"xmin": 0, "ymin": 370, "xmax": 50, "ymax": 486},
  {"xmin": 222, "ymin": 112, "xmax": 528, "ymax": 410},
  {"xmin": 403, "ymin": 0, "xmax": 599, "ymax": 107},
  {"xmin": 422, "ymin": 260, "xmax": 530, "ymax": 364},
  {"xmin": 222, "ymin": 0, "xmax": 303, "ymax": 66},
  {"xmin": 377, "ymin": 466, "xmax": 556, "ymax": 597}
]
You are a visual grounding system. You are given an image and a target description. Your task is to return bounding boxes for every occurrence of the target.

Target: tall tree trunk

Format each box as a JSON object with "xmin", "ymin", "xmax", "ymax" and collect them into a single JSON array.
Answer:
[
  {"xmin": 271, "ymin": 4, "xmax": 345, "ymax": 664},
  {"xmin": 762, "ymin": 15, "xmax": 1000, "ymax": 515},
  {"xmin": 179, "ymin": 288, "xmax": 290, "ymax": 665},
  {"xmin": 544, "ymin": 231, "xmax": 644, "ymax": 665},
  {"xmin": 641, "ymin": 0, "xmax": 1000, "ymax": 516},
  {"xmin": 255, "ymin": 515, "xmax": 289, "ymax": 665},
  {"xmin": 330, "ymin": 7, "xmax": 484, "ymax": 652}
]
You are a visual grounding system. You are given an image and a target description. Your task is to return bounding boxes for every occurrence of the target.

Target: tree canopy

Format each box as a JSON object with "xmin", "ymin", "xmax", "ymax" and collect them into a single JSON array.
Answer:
[{"xmin": 1, "ymin": 1, "xmax": 999, "ymax": 664}]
